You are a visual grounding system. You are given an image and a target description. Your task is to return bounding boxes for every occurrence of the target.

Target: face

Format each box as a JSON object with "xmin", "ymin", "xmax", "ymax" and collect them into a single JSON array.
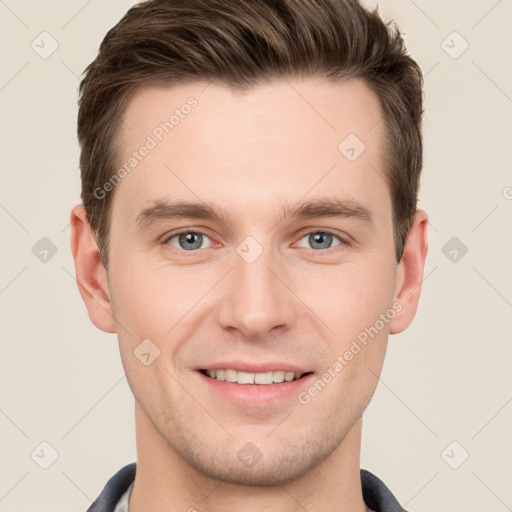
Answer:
[{"xmin": 98, "ymin": 77, "xmax": 404, "ymax": 485}]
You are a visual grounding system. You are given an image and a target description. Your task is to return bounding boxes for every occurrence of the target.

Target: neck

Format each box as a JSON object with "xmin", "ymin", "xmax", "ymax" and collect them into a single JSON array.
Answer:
[{"xmin": 129, "ymin": 402, "xmax": 369, "ymax": 512}]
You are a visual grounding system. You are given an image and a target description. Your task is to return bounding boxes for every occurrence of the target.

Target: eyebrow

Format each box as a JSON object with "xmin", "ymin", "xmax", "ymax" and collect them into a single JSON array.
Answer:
[{"xmin": 134, "ymin": 196, "xmax": 373, "ymax": 229}]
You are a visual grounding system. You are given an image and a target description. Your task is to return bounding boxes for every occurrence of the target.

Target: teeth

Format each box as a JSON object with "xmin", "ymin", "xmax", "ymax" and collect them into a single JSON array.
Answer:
[
  {"xmin": 272, "ymin": 371, "xmax": 285, "ymax": 383},
  {"xmin": 204, "ymin": 369, "xmax": 303, "ymax": 384},
  {"xmin": 225, "ymin": 369, "xmax": 237, "ymax": 383},
  {"xmin": 255, "ymin": 371, "xmax": 274, "ymax": 384},
  {"xmin": 237, "ymin": 371, "xmax": 254, "ymax": 384}
]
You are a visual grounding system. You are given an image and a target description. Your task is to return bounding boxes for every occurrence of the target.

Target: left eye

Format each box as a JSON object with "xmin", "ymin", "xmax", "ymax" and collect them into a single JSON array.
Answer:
[{"xmin": 297, "ymin": 231, "xmax": 342, "ymax": 251}]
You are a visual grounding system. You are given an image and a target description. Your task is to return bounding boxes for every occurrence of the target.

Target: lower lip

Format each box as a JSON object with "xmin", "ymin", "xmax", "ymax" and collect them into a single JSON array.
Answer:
[{"xmin": 197, "ymin": 371, "xmax": 315, "ymax": 406}]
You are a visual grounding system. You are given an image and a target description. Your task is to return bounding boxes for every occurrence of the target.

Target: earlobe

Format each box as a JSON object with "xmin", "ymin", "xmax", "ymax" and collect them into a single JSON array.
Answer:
[
  {"xmin": 389, "ymin": 209, "xmax": 429, "ymax": 335},
  {"xmin": 69, "ymin": 204, "xmax": 117, "ymax": 333}
]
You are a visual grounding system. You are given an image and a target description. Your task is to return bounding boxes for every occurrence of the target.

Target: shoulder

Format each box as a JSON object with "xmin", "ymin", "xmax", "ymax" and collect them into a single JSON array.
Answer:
[
  {"xmin": 85, "ymin": 462, "xmax": 136, "ymax": 512},
  {"xmin": 361, "ymin": 469, "xmax": 409, "ymax": 512}
]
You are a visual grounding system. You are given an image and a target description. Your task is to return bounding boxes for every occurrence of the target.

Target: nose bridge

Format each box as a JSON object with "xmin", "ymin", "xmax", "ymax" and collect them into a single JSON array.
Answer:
[{"xmin": 217, "ymin": 236, "xmax": 296, "ymax": 338}]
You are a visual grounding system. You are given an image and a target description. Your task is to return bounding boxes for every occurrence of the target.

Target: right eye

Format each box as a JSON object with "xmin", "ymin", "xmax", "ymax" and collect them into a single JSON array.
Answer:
[{"xmin": 163, "ymin": 230, "xmax": 215, "ymax": 251}]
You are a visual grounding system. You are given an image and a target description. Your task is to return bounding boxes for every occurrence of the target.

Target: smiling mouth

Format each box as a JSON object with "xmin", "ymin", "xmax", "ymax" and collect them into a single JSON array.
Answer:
[{"xmin": 199, "ymin": 369, "xmax": 313, "ymax": 385}]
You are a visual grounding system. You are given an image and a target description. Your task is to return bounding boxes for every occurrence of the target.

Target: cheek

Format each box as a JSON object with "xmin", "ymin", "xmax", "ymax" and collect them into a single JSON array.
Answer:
[
  {"xmin": 303, "ymin": 270, "xmax": 393, "ymax": 413},
  {"xmin": 328, "ymin": 262, "xmax": 395, "ymax": 389},
  {"xmin": 109, "ymin": 265, "xmax": 188, "ymax": 402},
  {"xmin": 109, "ymin": 260, "xmax": 214, "ymax": 383},
  {"xmin": 110, "ymin": 260, "xmax": 192, "ymax": 337},
  {"xmin": 298, "ymin": 258, "xmax": 397, "ymax": 344}
]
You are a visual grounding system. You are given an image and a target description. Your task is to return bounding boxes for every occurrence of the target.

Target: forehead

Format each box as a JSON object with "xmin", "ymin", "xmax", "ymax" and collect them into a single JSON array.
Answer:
[
  {"xmin": 111, "ymin": 76, "xmax": 388, "ymax": 228},
  {"xmin": 120, "ymin": 76, "xmax": 383, "ymax": 146}
]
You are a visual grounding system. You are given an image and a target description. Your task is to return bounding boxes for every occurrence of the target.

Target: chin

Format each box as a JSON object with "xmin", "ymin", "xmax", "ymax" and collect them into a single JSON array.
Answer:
[{"xmin": 172, "ymin": 430, "xmax": 343, "ymax": 486}]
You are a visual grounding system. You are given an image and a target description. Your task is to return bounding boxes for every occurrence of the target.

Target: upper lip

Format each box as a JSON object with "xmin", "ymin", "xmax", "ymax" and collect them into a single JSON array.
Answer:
[{"xmin": 197, "ymin": 361, "xmax": 312, "ymax": 374}]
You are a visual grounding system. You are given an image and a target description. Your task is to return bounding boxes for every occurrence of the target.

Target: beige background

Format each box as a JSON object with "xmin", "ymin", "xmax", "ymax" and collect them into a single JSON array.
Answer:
[{"xmin": 1, "ymin": 1, "xmax": 511, "ymax": 511}]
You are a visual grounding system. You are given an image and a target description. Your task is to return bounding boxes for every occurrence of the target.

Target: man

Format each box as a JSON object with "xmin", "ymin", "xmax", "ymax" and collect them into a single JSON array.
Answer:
[{"xmin": 70, "ymin": 0, "xmax": 428, "ymax": 510}]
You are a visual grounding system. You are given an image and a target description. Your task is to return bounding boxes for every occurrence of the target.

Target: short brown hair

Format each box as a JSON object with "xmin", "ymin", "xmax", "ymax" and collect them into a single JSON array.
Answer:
[{"xmin": 78, "ymin": 0, "xmax": 423, "ymax": 271}]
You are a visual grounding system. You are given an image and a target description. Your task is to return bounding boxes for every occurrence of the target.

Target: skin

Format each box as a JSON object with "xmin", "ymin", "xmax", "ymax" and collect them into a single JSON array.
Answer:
[{"xmin": 70, "ymin": 76, "xmax": 428, "ymax": 512}]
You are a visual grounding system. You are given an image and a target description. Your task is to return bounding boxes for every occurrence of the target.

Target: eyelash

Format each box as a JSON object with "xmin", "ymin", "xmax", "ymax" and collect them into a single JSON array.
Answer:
[{"xmin": 162, "ymin": 229, "xmax": 348, "ymax": 254}]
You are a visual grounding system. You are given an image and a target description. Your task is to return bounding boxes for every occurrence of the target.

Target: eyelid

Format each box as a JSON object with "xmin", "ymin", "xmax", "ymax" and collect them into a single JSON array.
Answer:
[
  {"xmin": 162, "ymin": 229, "xmax": 216, "ymax": 248},
  {"xmin": 293, "ymin": 229, "xmax": 347, "ymax": 250},
  {"xmin": 162, "ymin": 227, "xmax": 349, "ymax": 253},
  {"xmin": 297, "ymin": 225, "xmax": 355, "ymax": 245}
]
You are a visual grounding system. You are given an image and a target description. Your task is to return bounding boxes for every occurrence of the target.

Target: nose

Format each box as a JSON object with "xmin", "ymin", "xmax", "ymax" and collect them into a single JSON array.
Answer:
[{"xmin": 217, "ymin": 242, "xmax": 297, "ymax": 340}]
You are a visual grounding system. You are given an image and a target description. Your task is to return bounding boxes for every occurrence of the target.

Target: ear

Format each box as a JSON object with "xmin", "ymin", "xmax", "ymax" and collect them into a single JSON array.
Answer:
[
  {"xmin": 69, "ymin": 204, "xmax": 116, "ymax": 333},
  {"xmin": 389, "ymin": 209, "xmax": 429, "ymax": 335}
]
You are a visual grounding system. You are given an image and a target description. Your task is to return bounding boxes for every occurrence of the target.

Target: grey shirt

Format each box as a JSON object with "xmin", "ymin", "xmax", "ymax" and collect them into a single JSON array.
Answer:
[{"xmin": 86, "ymin": 463, "xmax": 409, "ymax": 512}]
